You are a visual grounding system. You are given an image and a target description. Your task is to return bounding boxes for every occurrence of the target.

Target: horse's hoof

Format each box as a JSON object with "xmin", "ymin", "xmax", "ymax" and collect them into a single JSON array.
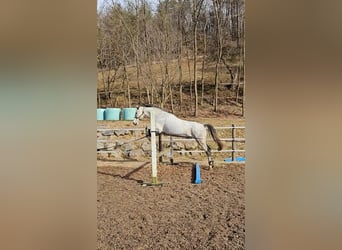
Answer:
[{"xmin": 209, "ymin": 161, "xmax": 214, "ymax": 169}]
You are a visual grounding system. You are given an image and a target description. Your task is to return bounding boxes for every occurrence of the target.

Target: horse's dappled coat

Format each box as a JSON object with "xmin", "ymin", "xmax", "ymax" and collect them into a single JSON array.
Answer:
[{"xmin": 133, "ymin": 106, "xmax": 223, "ymax": 168}]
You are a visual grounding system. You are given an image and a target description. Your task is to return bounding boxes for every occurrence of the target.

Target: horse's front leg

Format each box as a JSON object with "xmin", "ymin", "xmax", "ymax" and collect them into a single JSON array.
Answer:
[{"xmin": 157, "ymin": 134, "xmax": 169, "ymax": 164}]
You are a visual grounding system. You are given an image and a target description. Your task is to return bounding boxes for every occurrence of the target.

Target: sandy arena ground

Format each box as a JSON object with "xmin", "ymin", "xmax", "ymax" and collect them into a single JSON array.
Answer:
[{"xmin": 97, "ymin": 160, "xmax": 245, "ymax": 249}]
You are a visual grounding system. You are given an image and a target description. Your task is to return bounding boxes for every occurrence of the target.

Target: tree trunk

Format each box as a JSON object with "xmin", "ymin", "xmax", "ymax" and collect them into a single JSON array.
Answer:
[
  {"xmin": 178, "ymin": 55, "xmax": 183, "ymax": 112},
  {"xmin": 136, "ymin": 57, "xmax": 142, "ymax": 104},
  {"xmin": 186, "ymin": 48, "xmax": 193, "ymax": 113},
  {"xmin": 193, "ymin": 24, "xmax": 198, "ymax": 117},
  {"xmin": 214, "ymin": 61, "xmax": 219, "ymax": 111},
  {"xmin": 178, "ymin": 53, "xmax": 183, "ymax": 112},
  {"xmin": 200, "ymin": 19, "xmax": 207, "ymax": 106},
  {"xmin": 122, "ymin": 64, "xmax": 131, "ymax": 107},
  {"xmin": 192, "ymin": 0, "xmax": 204, "ymax": 117},
  {"xmin": 169, "ymin": 82, "xmax": 174, "ymax": 113},
  {"xmin": 213, "ymin": 0, "xmax": 223, "ymax": 112},
  {"xmin": 177, "ymin": 0, "xmax": 184, "ymax": 112}
]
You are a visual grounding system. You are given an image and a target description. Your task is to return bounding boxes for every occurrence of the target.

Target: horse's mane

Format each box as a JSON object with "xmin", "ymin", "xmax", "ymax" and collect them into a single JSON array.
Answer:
[
  {"xmin": 139, "ymin": 104, "xmax": 170, "ymax": 114},
  {"xmin": 140, "ymin": 104, "xmax": 163, "ymax": 110},
  {"xmin": 141, "ymin": 103, "xmax": 157, "ymax": 108}
]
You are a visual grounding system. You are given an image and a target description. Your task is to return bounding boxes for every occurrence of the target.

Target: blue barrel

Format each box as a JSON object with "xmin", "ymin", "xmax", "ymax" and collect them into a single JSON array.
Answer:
[
  {"xmin": 97, "ymin": 108, "xmax": 105, "ymax": 120},
  {"xmin": 104, "ymin": 108, "xmax": 121, "ymax": 120},
  {"xmin": 122, "ymin": 108, "xmax": 137, "ymax": 120}
]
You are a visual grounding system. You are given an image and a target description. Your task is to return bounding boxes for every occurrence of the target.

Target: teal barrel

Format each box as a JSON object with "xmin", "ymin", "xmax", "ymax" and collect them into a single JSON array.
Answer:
[
  {"xmin": 122, "ymin": 108, "xmax": 137, "ymax": 120},
  {"xmin": 96, "ymin": 108, "xmax": 105, "ymax": 120},
  {"xmin": 104, "ymin": 108, "xmax": 121, "ymax": 120}
]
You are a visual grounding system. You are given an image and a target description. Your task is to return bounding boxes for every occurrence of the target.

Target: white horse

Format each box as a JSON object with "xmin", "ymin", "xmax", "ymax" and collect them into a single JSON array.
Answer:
[{"xmin": 133, "ymin": 105, "xmax": 223, "ymax": 168}]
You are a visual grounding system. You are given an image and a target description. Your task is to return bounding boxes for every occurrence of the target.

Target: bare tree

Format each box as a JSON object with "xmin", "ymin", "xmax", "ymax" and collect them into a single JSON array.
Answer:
[
  {"xmin": 200, "ymin": 5, "xmax": 208, "ymax": 106},
  {"xmin": 97, "ymin": 9, "xmax": 123, "ymax": 107},
  {"xmin": 212, "ymin": 0, "xmax": 223, "ymax": 112},
  {"xmin": 192, "ymin": 0, "xmax": 204, "ymax": 116}
]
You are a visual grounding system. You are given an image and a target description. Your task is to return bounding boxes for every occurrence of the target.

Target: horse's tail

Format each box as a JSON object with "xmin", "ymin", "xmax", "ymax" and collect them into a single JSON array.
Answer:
[{"xmin": 204, "ymin": 124, "xmax": 223, "ymax": 151}]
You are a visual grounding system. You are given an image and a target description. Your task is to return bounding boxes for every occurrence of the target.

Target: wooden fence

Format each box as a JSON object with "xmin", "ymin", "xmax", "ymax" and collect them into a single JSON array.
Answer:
[
  {"xmin": 160, "ymin": 125, "xmax": 245, "ymax": 163},
  {"xmin": 97, "ymin": 125, "xmax": 245, "ymax": 163}
]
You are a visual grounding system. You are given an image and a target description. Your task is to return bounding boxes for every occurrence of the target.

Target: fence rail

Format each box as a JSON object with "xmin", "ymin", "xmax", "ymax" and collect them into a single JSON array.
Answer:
[{"xmin": 165, "ymin": 125, "xmax": 245, "ymax": 163}]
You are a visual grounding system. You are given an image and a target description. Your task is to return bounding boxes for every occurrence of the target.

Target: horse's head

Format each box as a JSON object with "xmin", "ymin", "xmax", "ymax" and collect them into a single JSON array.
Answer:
[{"xmin": 133, "ymin": 106, "xmax": 145, "ymax": 125}]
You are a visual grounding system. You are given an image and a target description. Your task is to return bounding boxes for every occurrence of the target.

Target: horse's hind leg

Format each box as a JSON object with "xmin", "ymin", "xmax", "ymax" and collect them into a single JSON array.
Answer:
[
  {"xmin": 207, "ymin": 149, "xmax": 214, "ymax": 168},
  {"xmin": 196, "ymin": 138, "xmax": 214, "ymax": 169},
  {"xmin": 206, "ymin": 146, "xmax": 214, "ymax": 168}
]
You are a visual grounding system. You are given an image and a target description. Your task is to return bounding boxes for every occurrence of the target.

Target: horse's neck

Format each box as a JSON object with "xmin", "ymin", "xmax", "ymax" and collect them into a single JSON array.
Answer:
[{"xmin": 144, "ymin": 107, "xmax": 160, "ymax": 117}]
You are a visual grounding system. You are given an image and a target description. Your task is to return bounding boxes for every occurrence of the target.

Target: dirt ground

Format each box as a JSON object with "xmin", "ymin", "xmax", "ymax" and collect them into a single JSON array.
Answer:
[{"xmin": 97, "ymin": 160, "xmax": 245, "ymax": 249}]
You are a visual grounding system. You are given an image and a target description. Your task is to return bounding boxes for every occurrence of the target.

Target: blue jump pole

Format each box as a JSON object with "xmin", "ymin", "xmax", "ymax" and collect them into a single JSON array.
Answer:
[{"xmin": 194, "ymin": 163, "xmax": 202, "ymax": 184}]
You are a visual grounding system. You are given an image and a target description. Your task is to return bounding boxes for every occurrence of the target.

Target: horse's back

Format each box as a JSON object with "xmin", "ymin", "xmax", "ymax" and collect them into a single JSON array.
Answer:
[
  {"xmin": 162, "ymin": 116, "xmax": 190, "ymax": 136},
  {"xmin": 144, "ymin": 108, "xmax": 204, "ymax": 139},
  {"xmin": 157, "ymin": 113, "xmax": 204, "ymax": 138}
]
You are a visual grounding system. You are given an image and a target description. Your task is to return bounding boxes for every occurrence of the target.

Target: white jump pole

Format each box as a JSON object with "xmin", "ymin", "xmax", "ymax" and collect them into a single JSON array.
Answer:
[{"xmin": 150, "ymin": 109, "xmax": 158, "ymax": 185}]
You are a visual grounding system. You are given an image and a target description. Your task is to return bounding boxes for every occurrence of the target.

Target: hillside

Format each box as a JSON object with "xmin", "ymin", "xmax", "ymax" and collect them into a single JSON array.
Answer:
[{"xmin": 97, "ymin": 58, "xmax": 244, "ymax": 118}]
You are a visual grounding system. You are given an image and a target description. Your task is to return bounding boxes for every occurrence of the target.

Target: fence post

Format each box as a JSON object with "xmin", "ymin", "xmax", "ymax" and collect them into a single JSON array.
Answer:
[
  {"xmin": 232, "ymin": 124, "xmax": 235, "ymax": 161},
  {"xmin": 150, "ymin": 110, "xmax": 158, "ymax": 184}
]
